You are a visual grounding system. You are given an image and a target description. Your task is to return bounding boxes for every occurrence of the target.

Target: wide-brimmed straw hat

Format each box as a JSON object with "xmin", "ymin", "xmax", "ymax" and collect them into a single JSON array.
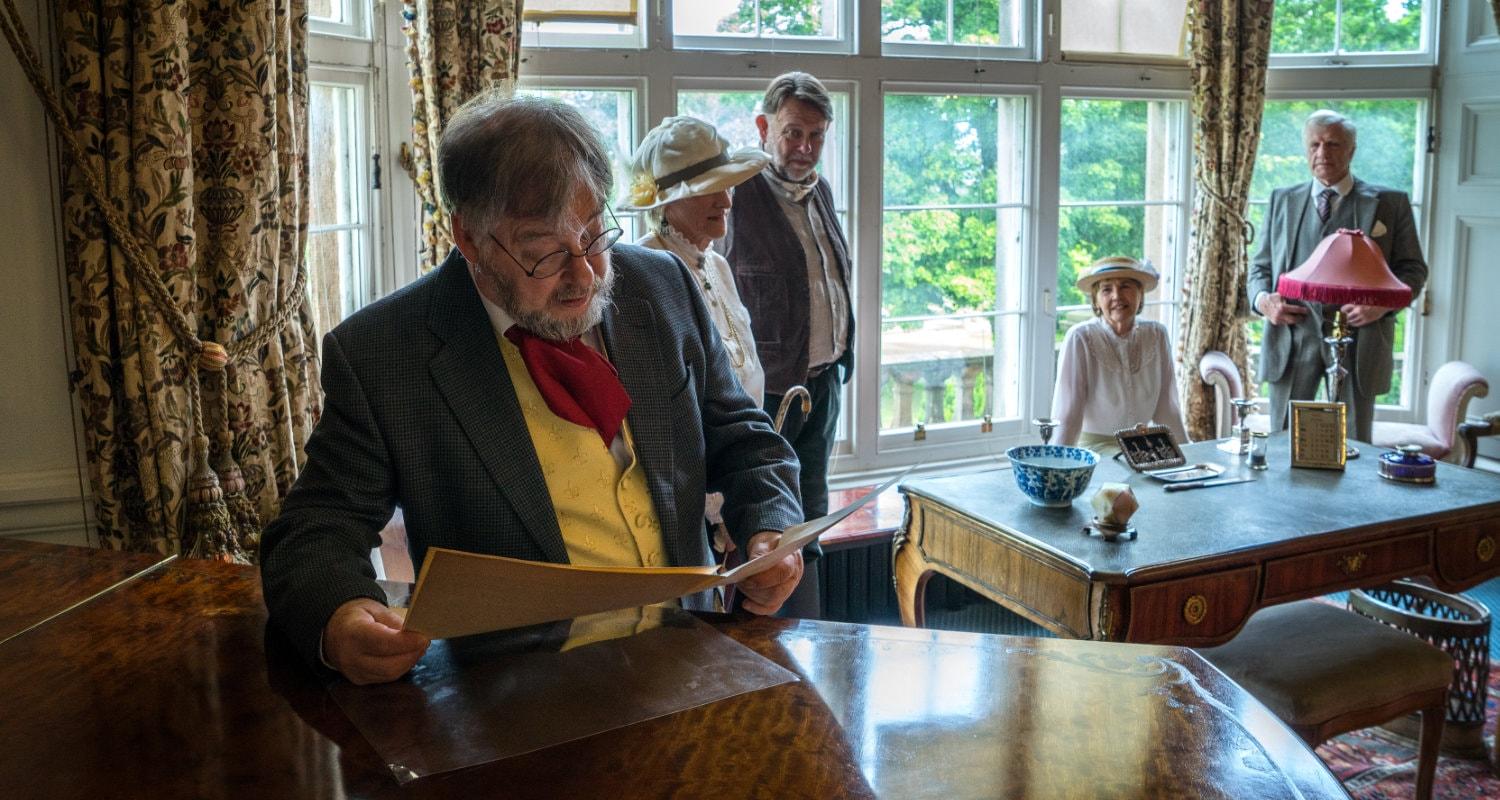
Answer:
[
  {"xmin": 622, "ymin": 116, "xmax": 769, "ymax": 211},
  {"xmin": 1076, "ymin": 256, "xmax": 1160, "ymax": 294}
]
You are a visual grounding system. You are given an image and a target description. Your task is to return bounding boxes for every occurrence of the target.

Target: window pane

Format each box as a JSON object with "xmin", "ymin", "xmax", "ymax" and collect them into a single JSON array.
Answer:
[
  {"xmin": 309, "ymin": 83, "xmax": 363, "ymax": 228},
  {"xmin": 884, "ymin": 94, "xmax": 1019, "ymax": 207},
  {"xmin": 882, "ymin": 0, "xmax": 1022, "ymax": 47},
  {"xmin": 882, "ymin": 91, "xmax": 1028, "ymax": 434},
  {"xmin": 1341, "ymin": 0, "xmax": 1423, "ymax": 53},
  {"xmin": 1058, "ymin": 98, "xmax": 1185, "ymax": 308},
  {"xmin": 677, "ymin": 88, "xmax": 851, "ymax": 212},
  {"xmin": 1061, "ymin": 0, "xmax": 1188, "ymax": 57},
  {"xmin": 1252, "ymin": 99, "xmax": 1421, "ymax": 201},
  {"xmin": 675, "ymin": 0, "xmax": 838, "ymax": 39},
  {"xmin": 1271, "ymin": 0, "xmax": 1424, "ymax": 55},
  {"xmin": 305, "ymin": 229, "xmax": 361, "ymax": 337},
  {"xmin": 308, "ymin": 0, "xmax": 339, "ymax": 22},
  {"xmin": 882, "ymin": 0, "xmax": 948, "ymax": 43},
  {"xmin": 519, "ymin": 87, "xmax": 635, "ymax": 197}
]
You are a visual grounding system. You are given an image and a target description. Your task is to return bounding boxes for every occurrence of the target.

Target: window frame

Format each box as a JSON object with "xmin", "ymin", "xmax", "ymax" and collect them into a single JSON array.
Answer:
[
  {"xmin": 672, "ymin": 0, "xmax": 857, "ymax": 54},
  {"xmin": 872, "ymin": 81, "xmax": 1037, "ymax": 461},
  {"xmin": 1266, "ymin": 0, "xmax": 1439, "ymax": 68},
  {"xmin": 520, "ymin": 1, "xmax": 648, "ymax": 50},
  {"xmin": 879, "ymin": 0, "xmax": 1038, "ymax": 61},
  {"xmin": 306, "ymin": 1, "xmax": 418, "ymax": 328}
]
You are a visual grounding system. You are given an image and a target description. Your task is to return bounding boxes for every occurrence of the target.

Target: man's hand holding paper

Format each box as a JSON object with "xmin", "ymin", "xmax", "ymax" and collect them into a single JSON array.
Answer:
[{"xmin": 736, "ymin": 531, "xmax": 804, "ymax": 614}]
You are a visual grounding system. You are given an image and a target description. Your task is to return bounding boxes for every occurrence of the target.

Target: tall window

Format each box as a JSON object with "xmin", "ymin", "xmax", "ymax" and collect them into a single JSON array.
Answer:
[
  {"xmin": 305, "ymin": 1, "xmax": 416, "ymax": 336},
  {"xmin": 306, "ymin": 79, "xmax": 372, "ymax": 336},
  {"xmin": 1246, "ymin": 98, "xmax": 1427, "ymax": 407},
  {"xmin": 880, "ymin": 91, "xmax": 1029, "ymax": 439},
  {"xmin": 1056, "ymin": 98, "xmax": 1189, "ymax": 357}
]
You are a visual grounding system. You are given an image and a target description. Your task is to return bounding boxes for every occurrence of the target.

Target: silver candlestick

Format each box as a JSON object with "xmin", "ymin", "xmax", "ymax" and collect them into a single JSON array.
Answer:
[{"xmin": 1033, "ymin": 417, "xmax": 1058, "ymax": 446}]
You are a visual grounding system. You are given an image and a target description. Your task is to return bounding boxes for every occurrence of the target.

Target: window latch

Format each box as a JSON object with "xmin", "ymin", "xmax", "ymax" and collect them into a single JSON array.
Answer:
[{"xmin": 372, "ymin": 152, "xmax": 382, "ymax": 190}]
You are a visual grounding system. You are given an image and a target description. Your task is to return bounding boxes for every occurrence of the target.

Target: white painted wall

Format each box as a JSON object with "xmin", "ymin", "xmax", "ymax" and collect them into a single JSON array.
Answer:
[{"xmin": 0, "ymin": 0, "xmax": 91, "ymax": 545}]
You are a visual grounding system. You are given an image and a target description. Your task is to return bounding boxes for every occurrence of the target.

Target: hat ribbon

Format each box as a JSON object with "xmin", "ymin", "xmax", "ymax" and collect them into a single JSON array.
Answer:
[{"xmin": 656, "ymin": 152, "xmax": 728, "ymax": 191}]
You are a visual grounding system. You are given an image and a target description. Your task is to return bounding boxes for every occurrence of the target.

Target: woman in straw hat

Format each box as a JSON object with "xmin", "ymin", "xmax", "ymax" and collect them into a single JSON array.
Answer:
[
  {"xmin": 1051, "ymin": 256, "xmax": 1188, "ymax": 453},
  {"xmin": 623, "ymin": 116, "xmax": 769, "ymax": 404}
]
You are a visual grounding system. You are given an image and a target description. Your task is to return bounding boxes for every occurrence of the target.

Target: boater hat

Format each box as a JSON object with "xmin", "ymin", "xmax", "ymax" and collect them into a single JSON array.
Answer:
[
  {"xmin": 622, "ymin": 116, "xmax": 770, "ymax": 211},
  {"xmin": 1076, "ymin": 256, "xmax": 1160, "ymax": 294}
]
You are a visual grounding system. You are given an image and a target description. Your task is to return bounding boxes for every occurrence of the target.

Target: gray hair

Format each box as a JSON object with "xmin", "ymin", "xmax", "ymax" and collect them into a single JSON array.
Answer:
[
  {"xmin": 1304, "ymin": 109, "xmax": 1357, "ymax": 146},
  {"xmin": 761, "ymin": 71, "xmax": 833, "ymax": 121},
  {"xmin": 437, "ymin": 92, "xmax": 613, "ymax": 232}
]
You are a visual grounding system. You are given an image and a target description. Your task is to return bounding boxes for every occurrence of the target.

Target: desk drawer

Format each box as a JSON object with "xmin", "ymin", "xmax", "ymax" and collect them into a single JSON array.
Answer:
[
  {"xmin": 1126, "ymin": 567, "xmax": 1258, "ymax": 644},
  {"xmin": 1262, "ymin": 533, "xmax": 1430, "ymax": 602},
  {"xmin": 1435, "ymin": 518, "xmax": 1500, "ymax": 584}
]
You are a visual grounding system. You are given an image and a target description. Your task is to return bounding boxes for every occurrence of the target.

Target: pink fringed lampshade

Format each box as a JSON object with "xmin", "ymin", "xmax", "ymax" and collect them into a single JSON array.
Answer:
[{"xmin": 1276, "ymin": 228, "xmax": 1413, "ymax": 308}]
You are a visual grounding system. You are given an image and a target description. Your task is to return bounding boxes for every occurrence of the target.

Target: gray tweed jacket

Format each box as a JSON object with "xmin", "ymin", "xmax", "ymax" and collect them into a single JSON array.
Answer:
[{"xmin": 260, "ymin": 244, "xmax": 802, "ymax": 669}]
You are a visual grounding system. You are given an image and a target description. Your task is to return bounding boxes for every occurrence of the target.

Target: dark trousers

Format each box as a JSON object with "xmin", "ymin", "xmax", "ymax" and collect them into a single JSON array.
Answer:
[{"xmin": 762, "ymin": 366, "xmax": 841, "ymax": 619}]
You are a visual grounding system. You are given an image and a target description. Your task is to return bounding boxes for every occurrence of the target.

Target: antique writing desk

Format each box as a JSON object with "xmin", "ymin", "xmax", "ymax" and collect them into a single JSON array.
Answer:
[
  {"xmin": 895, "ymin": 437, "xmax": 1500, "ymax": 644},
  {"xmin": 0, "ymin": 544, "xmax": 1350, "ymax": 798}
]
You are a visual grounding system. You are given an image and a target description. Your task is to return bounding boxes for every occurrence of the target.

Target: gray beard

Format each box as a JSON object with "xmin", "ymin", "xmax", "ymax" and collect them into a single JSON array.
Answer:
[{"xmin": 499, "ymin": 262, "xmax": 617, "ymax": 342}]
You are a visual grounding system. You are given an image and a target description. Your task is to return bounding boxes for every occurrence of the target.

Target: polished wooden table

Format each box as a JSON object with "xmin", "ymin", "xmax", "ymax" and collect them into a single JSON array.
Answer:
[
  {"xmin": 0, "ymin": 545, "xmax": 1350, "ymax": 798},
  {"xmin": 895, "ymin": 438, "xmax": 1500, "ymax": 644},
  {"xmin": 0, "ymin": 537, "xmax": 166, "ymax": 642}
]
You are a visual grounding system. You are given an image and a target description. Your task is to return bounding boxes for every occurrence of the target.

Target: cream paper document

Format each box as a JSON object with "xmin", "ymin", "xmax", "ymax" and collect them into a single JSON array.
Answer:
[{"xmin": 402, "ymin": 472, "xmax": 906, "ymax": 639}]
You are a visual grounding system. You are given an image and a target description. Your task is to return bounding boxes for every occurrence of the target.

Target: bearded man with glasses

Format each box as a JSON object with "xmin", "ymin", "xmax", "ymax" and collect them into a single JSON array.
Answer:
[{"xmin": 261, "ymin": 94, "xmax": 804, "ymax": 685}]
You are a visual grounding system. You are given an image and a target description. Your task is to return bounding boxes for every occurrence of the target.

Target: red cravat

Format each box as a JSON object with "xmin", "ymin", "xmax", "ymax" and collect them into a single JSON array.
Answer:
[{"xmin": 504, "ymin": 326, "xmax": 632, "ymax": 446}]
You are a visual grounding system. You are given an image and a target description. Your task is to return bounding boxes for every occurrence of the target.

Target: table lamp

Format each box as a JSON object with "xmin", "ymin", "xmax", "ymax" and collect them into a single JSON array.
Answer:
[{"xmin": 1276, "ymin": 228, "xmax": 1414, "ymax": 458}]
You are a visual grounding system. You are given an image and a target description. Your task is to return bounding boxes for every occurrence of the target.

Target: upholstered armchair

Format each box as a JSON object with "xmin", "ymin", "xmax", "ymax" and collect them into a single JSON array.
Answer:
[{"xmin": 1371, "ymin": 360, "xmax": 1489, "ymax": 466}]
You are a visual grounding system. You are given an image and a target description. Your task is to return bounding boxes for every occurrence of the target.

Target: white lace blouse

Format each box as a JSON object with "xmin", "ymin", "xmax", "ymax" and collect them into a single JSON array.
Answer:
[
  {"xmin": 1051, "ymin": 317, "xmax": 1188, "ymax": 447},
  {"xmin": 636, "ymin": 229, "xmax": 765, "ymax": 405}
]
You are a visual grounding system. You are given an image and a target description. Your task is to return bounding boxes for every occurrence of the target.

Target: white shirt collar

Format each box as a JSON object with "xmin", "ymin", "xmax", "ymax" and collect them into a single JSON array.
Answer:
[{"xmin": 1311, "ymin": 172, "xmax": 1355, "ymax": 199}]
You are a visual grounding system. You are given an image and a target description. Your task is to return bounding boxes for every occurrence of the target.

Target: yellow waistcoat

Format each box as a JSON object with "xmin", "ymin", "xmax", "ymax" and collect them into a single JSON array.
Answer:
[{"xmin": 499, "ymin": 335, "xmax": 668, "ymax": 568}]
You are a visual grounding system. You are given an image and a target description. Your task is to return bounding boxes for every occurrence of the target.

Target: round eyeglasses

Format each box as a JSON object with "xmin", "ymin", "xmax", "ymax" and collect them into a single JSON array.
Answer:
[{"xmin": 488, "ymin": 207, "xmax": 625, "ymax": 280}]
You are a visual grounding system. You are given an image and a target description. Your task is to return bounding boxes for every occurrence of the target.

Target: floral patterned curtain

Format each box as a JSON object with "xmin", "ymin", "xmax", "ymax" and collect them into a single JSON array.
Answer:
[
  {"xmin": 401, "ymin": 0, "xmax": 524, "ymax": 273},
  {"xmin": 53, "ymin": 1, "xmax": 319, "ymax": 556},
  {"xmin": 1176, "ymin": 0, "xmax": 1276, "ymax": 441}
]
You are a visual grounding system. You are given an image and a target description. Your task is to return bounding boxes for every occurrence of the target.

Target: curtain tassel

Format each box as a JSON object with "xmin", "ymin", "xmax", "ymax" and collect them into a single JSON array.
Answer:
[
  {"xmin": 214, "ymin": 429, "xmax": 263, "ymax": 560},
  {"xmin": 185, "ymin": 343, "xmax": 249, "ymax": 563}
]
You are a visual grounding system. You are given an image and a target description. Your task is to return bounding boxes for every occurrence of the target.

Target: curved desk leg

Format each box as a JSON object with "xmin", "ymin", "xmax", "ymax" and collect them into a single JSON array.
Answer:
[
  {"xmin": 893, "ymin": 499, "xmax": 931, "ymax": 628},
  {"xmin": 894, "ymin": 538, "xmax": 932, "ymax": 628}
]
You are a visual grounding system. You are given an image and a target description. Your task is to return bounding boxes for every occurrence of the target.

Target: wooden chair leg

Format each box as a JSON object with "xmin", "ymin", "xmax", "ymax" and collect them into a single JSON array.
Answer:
[{"xmin": 1415, "ymin": 703, "xmax": 1445, "ymax": 800}]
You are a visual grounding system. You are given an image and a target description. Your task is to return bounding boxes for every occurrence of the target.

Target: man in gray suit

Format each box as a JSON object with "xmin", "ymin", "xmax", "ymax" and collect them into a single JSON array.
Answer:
[
  {"xmin": 261, "ymin": 95, "xmax": 804, "ymax": 684},
  {"xmin": 1247, "ymin": 109, "xmax": 1428, "ymax": 443}
]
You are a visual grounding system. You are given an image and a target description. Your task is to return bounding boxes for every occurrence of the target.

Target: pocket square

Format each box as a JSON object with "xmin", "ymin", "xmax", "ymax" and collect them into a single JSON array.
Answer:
[{"xmin": 1370, "ymin": 220, "xmax": 1388, "ymax": 238}]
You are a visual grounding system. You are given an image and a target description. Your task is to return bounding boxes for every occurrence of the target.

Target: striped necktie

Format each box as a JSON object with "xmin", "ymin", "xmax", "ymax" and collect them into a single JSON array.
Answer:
[{"xmin": 1316, "ymin": 187, "xmax": 1337, "ymax": 223}]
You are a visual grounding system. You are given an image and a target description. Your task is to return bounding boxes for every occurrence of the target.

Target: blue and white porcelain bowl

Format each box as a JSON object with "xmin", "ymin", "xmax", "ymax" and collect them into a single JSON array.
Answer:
[{"xmin": 1005, "ymin": 445, "xmax": 1099, "ymax": 507}]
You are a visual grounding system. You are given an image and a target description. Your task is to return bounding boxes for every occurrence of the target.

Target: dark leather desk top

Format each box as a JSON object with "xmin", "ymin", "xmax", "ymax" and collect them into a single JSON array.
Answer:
[
  {"xmin": 0, "ymin": 545, "xmax": 1349, "ymax": 799},
  {"xmin": 902, "ymin": 437, "xmax": 1500, "ymax": 581}
]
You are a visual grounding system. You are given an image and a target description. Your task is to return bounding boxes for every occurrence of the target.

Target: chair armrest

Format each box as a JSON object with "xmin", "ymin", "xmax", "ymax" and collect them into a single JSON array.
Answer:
[{"xmin": 1456, "ymin": 414, "xmax": 1500, "ymax": 469}]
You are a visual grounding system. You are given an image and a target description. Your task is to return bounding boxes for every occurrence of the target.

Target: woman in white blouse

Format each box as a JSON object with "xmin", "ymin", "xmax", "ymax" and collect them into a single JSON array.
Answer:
[
  {"xmin": 623, "ymin": 116, "xmax": 768, "ymax": 404},
  {"xmin": 1051, "ymin": 256, "xmax": 1188, "ymax": 453}
]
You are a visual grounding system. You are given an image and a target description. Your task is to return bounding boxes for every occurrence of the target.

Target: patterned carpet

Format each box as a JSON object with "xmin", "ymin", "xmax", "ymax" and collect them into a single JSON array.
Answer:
[{"xmin": 1316, "ymin": 674, "xmax": 1497, "ymax": 799}]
